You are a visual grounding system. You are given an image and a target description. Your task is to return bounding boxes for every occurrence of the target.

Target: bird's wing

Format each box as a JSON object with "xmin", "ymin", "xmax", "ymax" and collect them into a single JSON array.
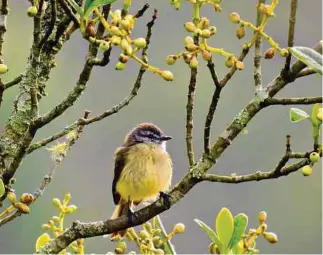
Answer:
[{"xmin": 112, "ymin": 146, "xmax": 129, "ymax": 205}]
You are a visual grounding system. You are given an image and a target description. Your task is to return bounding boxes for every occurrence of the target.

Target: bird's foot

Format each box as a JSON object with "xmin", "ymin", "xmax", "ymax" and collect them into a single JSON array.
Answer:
[{"xmin": 159, "ymin": 191, "xmax": 171, "ymax": 209}]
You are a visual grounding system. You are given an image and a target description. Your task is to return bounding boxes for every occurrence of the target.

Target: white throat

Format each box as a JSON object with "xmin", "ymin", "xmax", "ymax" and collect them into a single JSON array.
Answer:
[{"xmin": 161, "ymin": 141, "xmax": 167, "ymax": 152}]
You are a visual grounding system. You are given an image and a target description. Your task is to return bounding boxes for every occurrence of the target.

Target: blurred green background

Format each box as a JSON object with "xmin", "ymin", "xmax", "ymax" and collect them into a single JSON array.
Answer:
[{"xmin": 0, "ymin": 0, "xmax": 322, "ymax": 253}]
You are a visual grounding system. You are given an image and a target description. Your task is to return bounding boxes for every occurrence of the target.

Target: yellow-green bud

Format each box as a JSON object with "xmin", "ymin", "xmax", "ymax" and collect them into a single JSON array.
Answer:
[
  {"xmin": 7, "ymin": 192, "xmax": 16, "ymax": 204},
  {"xmin": 208, "ymin": 243, "xmax": 218, "ymax": 254},
  {"xmin": 236, "ymin": 25, "xmax": 246, "ymax": 39},
  {"xmin": 161, "ymin": 70, "xmax": 174, "ymax": 81},
  {"xmin": 235, "ymin": 61, "xmax": 244, "ymax": 70},
  {"xmin": 0, "ymin": 63, "xmax": 8, "ymax": 74},
  {"xmin": 201, "ymin": 29, "xmax": 211, "ymax": 38},
  {"xmin": 173, "ymin": 223, "xmax": 185, "ymax": 234},
  {"xmin": 153, "ymin": 249, "xmax": 164, "ymax": 254},
  {"xmin": 120, "ymin": 19, "xmax": 131, "ymax": 30},
  {"xmin": 263, "ymin": 232, "xmax": 278, "ymax": 243},
  {"xmin": 184, "ymin": 36, "xmax": 194, "ymax": 46},
  {"xmin": 184, "ymin": 22, "xmax": 197, "ymax": 33},
  {"xmin": 65, "ymin": 205, "xmax": 78, "ymax": 214},
  {"xmin": 309, "ymin": 152, "xmax": 320, "ymax": 163},
  {"xmin": 301, "ymin": 165, "xmax": 312, "ymax": 176},
  {"xmin": 138, "ymin": 230, "xmax": 150, "ymax": 239},
  {"xmin": 110, "ymin": 36, "xmax": 121, "ymax": 46},
  {"xmin": 166, "ymin": 55, "xmax": 177, "ymax": 65},
  {"xmin": 152, "ymin": 229, "xmax": 162, "ymax": 236},
  {"xmin": 133, "ymin": 38, "xmax": 147, "ymax": 48},
  {"xmin": 41, "ymin": 224, "xmax": 51, "ymax": 230},
  {"xmin": 121, "ymin": 39, "xmax": 133, "ymax": 55},
  {"xmin": 115, "ymin": 247, "xmax": 124, "ymax": 254},
  {"xmin": 280, "ymin": 48, "xmax": 289, "ymax": 57},
  {"xmin": 258, "ymin": 211, "xmax": 267, "ymax": 222},
  {"xmin": 20, "ymin": 193, "xmax": 34, "ymax": 205},
  {"xmin": 110, "ymin": 26, "xmax": 121, "ymax": 36},
  {"xmin": 316, "ymin": 108, "xmax": 322, "ymax": 122},
  {"xmin": 201, "ymin": 50, "xmax": 212, "ymax": 61},
  {"xmin": 27, "ymin": 6, "xmax": 38, "ymax": 17},
  {"xmin": 116, "ymin": 241, "xmax": 127, "ymax": 251},
  {"xmin": 152, "ymin": 236, "xmax": 161, "ymax": 246},
  {"xmin": 229, "ymin": 12, "xmax": 240, "ymax": 23},
  {"xmin": 186, "ymin": 43, "xmax": 199, "ymax": 52},
  {"xmin": 225, "ymin": 56, "xmax": 235, "ymax": 68},
  {"xmin": 115, "ymin": 62, "xmax": 126, "ymax": 71},
  {"xmin": 52, "ymin": 216, "xmax": 60, "ymax": 222},
  {"xmin": 194, "ymin": 28, "xmax": 202, "ymax": 36},
  {"xmin": 264, "ymin": 48, "xmax": 276, "ymax": 59},
  {"xmin": 214, "ymin": 4, "xmax": 222, "ymax": 12},
  {"xmin": 14, "ymin": 202, "xmax": 30, "ymax": 214},
  {"xmin": 256, "ymin": 223, "xmax": 267, "ymax": 234},
  {"xmin": 143, "ymin": 222, "xmax": 153, "ymax": 234},
  {"xmin": 189, "ymin": 56, "xmax": 198, "ymax": 69},
  {"xmin": 52, "ymin": 198, "xmax": 62, "ymax": 208},
  {"xmin": 198, "ymin": 17, "xmax": 210, "ymax": 29},
  {"xmin": 99, "ymin": 41, "xmax": 110, "ymax": 51},
  {"xmin": 209, "ymin": 26, "xmax": 217, "ymax": 35}
]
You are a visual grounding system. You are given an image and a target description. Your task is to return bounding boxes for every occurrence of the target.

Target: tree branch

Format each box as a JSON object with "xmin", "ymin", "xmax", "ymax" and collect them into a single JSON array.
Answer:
[
  {"xmin": 3, "ymin": 75, "xmax": 23, "ymax": 89},
  {"xmin": 186, "ymin": 66, "xmax": 197, "ymax": 167},
  {"xmin": 263, "ymin": 96, "xmax": 322, "ymax": 106},
  {"xmin": 0, "ymin": 111, "xmax": 90, "ymax": 227},
  {"xmin": 283, "ymin": 0, "xmax": 298, "ymax": 73},
  {"xmin": 27, "ymin": 8, "xmax": 158, "ymax": 154},
  {"xmin": 203, "ymin": 60, "xmax": 222, "ymax": 153},
  {"xmin": 202, "ymin": 159, "xmax": 308, "ymax": 183},
  {"xmin": 296, "ymin": 67, "xmax": 316, "ymax": 78},
  {"xmin": 254, "ymin": 0, "xmax": 265, "ymax": 92},
  {"xmin": 37, "ymin": 37, "xmax": 321, "ymax": 254}
]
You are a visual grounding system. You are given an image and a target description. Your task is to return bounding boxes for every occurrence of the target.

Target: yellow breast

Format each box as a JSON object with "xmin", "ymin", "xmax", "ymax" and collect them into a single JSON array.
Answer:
[{"xmin": 116, "ymin": 143, "xmax": 173, "ymax": 203}]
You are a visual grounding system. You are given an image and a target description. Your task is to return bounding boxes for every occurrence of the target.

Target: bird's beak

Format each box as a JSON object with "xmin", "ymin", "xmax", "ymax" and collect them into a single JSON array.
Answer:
[{"xmin": 161, "ymin": 135, "xmax": 172, "ymax": 141}]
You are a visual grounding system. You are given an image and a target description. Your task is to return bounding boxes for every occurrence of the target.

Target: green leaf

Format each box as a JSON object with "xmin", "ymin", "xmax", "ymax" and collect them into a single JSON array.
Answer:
[
  {"xmin": 153, "ymin": 216, "xmax": 177, "ymax": 254},
  {"xmin": 84, "ymin": 0, "xmax": 119, "ymax": 18},
  {"xmin": 289, "ymin": 107, "xmax": 310, "ymax": 123},
  {"xmin": 35, "ymin": 233, "xmax": 51, "ymax": 252},
  {"xmin": 288, "ymin": 47, "xmax": 323, "ymax": 75},
  {"xmin": 216, "ymin": 207, "xmax": 234, "ymax": 249},
  {"xmin": 229, "ymin": 213, "xmax": 248, "ymax": 249},
  {"xmin": 194, "ymin": 219, "xmax": 224, "ymax": 251},
  {"xmin": 0, "ymin": 179, "xmax": 5, "ymax": 197}
]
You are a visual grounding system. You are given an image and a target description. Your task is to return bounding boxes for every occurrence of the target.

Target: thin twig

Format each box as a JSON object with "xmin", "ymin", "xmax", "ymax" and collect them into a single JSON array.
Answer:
[
  {"xmin": 296, "ymin": 68, "xmax": 316, "ymax": 78},
  {"xmin": 0, "ymin": 0, "xmax": 8, "ymax": 57},
  {"xmin": 27, "ymin": 8, "xmax": 158, "ymax": 154},
  {"xmin": 263, "ymin": 96, "xmax": 322, "ymax": 106},
  {"xmin": 202, "ymin": 159, "xmax": 308, "ymax": 183},
  {"xmin": 3, "ymin": 75, "xmax": 23, "ymax": 89},
  {"xmin": 186, "ymin": 66, "xmax": 197, "ymax": 167},
  {"xmin": 203, "ymin": 60, "xmax": 222, "ymax": 153},
  {"xmin": 254, "ymin": 0, "xmax": 265, "ymax": 92},
  {"xmin": 220, "ymin": 46, "xmax": 250, "ymax": 86},
  {"xmin": 0, "ymin": 111, "xmax": 90, "ymax": 227},
  {"xmin": 38, "ymin": 0, "xmax": 57, "ymax": 51},
  {"xmin": 38, "ymin": 42, "xmax": 322, "ymax": 254},
  {"xmin": 57, "ymin": 0, "xmax": 79, "ymax": 25},
  {"xmin": 134, "ymin": 3, "xmax": 150, "ymax": 18},
  {"xmin": 0, "ymin": 0, "xmax": 9, "ymax": 109},
  {"xmin": 283, "ymin": 0, "xmax": 298, "ymax": 73}
]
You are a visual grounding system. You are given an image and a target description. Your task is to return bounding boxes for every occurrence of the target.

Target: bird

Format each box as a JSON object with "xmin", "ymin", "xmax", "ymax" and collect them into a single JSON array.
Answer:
[{"xmin": 110, "ymin": 123, "xmax": 173, "ymax": 239}]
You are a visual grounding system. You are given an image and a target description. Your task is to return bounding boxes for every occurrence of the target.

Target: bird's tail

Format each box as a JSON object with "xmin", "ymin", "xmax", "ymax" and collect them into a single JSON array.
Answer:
[{"xmin": 110, "ymin": 201, "xmax": 130, "ymax": 240}]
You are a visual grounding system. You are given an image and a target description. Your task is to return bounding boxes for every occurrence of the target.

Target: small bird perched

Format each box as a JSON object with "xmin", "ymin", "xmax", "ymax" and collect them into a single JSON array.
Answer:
[{"xmin": 110, "ymin": 123, "xmax": 173, "ymax": 239}]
